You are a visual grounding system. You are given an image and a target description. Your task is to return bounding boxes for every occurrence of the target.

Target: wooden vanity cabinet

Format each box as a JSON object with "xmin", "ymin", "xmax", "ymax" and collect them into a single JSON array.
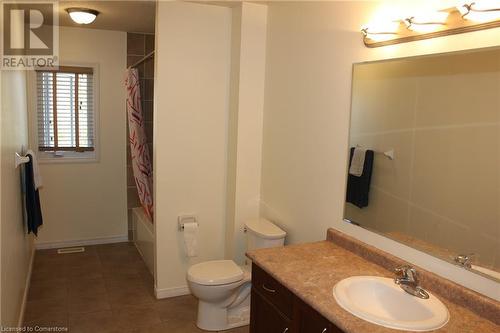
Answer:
[
  {"xmin": 250, "ymin": 288, "xmax": 292, "ymax": 333},
  {"xmin": 250, "ymin": 264, "xmax": 345, "ymax": 333},
  {"xmin": 294, "ymin": 297, "xmax": 343, "ymax": 333}
]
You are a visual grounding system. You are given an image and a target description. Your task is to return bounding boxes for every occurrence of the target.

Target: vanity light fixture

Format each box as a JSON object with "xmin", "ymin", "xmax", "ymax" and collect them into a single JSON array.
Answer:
[
  {"xmin": 361, "ymin": 28, "xmax": 398, "ymax": 42},
  {"xmin": 362, "ymin": 3, "xmax": 500, "ymax": 48},
  {"xmin": 361, "ymin": 21, "xmax": 401, "ymax": 42},
  {"xmin": 459, "ymin": 1, "xmax": 500, "ymax": 22},
  {"xmin": 404, "ymin": 12, "xmax": 449, "ymax": 33},
  {"xmin": 66, "ymin": 8, "xmax": 99, "ymax": 25}
]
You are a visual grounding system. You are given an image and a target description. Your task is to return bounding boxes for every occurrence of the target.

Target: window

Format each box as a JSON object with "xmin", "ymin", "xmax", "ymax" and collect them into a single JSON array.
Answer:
[{"xmin": 36, "ymin": 66, "xmax": 96, "ymax": 158}]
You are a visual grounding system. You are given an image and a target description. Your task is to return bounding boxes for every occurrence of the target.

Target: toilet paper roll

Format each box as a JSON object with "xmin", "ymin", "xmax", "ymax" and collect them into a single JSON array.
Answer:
[{"xmin": 183, "ymin": 222, "xmax": 198, "ymax": 257}]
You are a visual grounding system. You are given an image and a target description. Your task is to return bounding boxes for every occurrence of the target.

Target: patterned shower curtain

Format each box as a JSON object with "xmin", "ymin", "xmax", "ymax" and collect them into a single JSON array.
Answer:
[{"xmin": 125, "ymin": 68, "xmax": 154, "ymax": 221}]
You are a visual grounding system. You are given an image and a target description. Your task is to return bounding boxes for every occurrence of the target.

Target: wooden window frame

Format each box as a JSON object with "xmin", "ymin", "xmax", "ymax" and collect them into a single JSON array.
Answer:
[{"xmin": 36, "ymin": 66, "xmax": 95, "ymax": 153}]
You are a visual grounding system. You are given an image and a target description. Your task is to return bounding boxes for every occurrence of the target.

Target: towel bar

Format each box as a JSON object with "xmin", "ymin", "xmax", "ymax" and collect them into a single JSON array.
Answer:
[
  {"xmin": 383, "ymin": 149, "xmax": 395, "ymax": 160},
  {"xmin": 355, "ymin": 145, "xmax": 394, "ymax": 160},
  {"xmin": 15, "ymin": 152, "xmax": 30, "ymax": 168}
]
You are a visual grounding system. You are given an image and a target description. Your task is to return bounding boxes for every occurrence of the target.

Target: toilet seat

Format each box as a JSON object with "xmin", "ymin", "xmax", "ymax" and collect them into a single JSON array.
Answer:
[{"xmin": 188, "ymin": 260, "xmax": 244, "ymax": 286}]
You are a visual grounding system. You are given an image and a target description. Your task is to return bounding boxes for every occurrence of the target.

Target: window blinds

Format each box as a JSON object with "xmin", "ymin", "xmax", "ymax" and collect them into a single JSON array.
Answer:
[{"xmin": 36, "ymin": 67, "xmax": 95, "ymax": 152}]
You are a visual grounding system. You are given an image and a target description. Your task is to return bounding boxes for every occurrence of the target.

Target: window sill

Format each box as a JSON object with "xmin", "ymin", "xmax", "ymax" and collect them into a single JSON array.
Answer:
[{"xmin": 38, "ymin": 151, "xmax": 98, "ymax": 164}]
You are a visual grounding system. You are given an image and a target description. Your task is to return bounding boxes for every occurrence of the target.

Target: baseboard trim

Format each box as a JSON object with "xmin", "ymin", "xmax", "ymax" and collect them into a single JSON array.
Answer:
[
  {"xmin": 18, "ymin": 245, "xmax": 35, "ymax": 327},
  {"xmin": 34, "ymin": 235, "xmax": 129, "ymax": 250},
  {"xmin": 155, "ymin": 285, "xmax": 191, "ymax": 299}
]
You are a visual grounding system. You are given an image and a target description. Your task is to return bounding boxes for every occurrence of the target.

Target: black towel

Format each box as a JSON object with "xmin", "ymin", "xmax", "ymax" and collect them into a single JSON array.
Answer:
[
  {"xmin": 346, "ymin": 147, "xmax": 374, "ymax": 208},
  {"xmin": 25, "ymin": 154, "xmax": 43, "ymax": 235}
]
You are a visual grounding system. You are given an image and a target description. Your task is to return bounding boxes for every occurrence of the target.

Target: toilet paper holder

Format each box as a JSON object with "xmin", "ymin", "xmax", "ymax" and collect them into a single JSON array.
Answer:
[{"xmin": 178, "ymin": 214, "xmax": 198, "ymax": 231}]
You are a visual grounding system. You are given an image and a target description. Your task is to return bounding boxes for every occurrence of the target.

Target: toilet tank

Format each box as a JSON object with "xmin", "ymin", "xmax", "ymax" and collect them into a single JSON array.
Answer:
[{"xmin": 245, "ymin": 218, "xmax": 286, "ymax": 251}]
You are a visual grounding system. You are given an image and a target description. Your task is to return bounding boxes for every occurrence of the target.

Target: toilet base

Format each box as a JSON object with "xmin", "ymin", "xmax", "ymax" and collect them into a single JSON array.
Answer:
[{"xmin": 196, "ymin": 296, "xmax": 250, "ymax": 331}]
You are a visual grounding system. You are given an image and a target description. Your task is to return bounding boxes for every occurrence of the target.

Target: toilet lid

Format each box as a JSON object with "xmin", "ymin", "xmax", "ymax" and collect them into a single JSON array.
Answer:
[{"xmin": 188, "ymin": 260, "xmax": 244, "ymax": 286}]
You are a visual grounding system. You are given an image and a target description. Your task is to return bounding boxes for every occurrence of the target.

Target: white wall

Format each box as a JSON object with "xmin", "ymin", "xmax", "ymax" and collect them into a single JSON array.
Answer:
[
  {"xmin": 260, "ymin": 1, "xmax": 500, "ymax": 299},
  {"xmin": 154, "ymin": 1, "xmax": 232, "ymax": 295},
  {"xmin": 1, "ymin": 69, "xmax": 34, "ymax": 326},
  {"xmin": 225, "ymin": 3, "xmax": 242, "ymax": 263},
  {"xmin": 32, "ymin": 27, "xmax": 128, "ymax": 246},
  {"xmin": 225, "ymin": 2, "xmax": 268, "ymax": 265}
]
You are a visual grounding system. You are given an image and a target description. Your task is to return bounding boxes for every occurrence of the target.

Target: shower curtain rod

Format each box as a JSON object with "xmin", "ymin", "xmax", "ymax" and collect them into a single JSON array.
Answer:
[{"xmin": 128, "ymin": 51, "xmax": 155, "ymax": 69}]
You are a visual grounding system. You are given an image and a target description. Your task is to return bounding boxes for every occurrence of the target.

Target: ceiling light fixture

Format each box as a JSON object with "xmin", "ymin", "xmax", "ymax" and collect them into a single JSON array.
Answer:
[
  {"xmin": 66, "ymin": 8, "xmax": 99, "ymax": 25},
  {"xmin": 459, "ymin": 1, "xmax": 500, "ymax": 22}
]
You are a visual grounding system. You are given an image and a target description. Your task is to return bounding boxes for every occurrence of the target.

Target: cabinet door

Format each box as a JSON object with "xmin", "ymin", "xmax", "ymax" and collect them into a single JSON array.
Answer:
[
  {"xmin": 295, "ymin": 298, "xmax": 343, "ymax": 333},
  {"xmin": 252, "ymin": 264, "xmax": 294, "ymax": 318},
  {"xmin": 250, "ymin": 289, "xmax": 292, "ymax": 333}
]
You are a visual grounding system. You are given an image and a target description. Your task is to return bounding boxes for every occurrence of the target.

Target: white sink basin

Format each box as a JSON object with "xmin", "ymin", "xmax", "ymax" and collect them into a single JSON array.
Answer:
[{"xmin": 333, "ymin": 276, "xmax": 449, "ymax": 331}]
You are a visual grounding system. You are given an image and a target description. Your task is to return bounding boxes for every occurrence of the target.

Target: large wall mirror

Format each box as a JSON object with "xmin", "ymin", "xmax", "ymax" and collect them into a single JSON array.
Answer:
[{"xmin": 344, "ymin": 47, "xmax": 500, "ymax": 282}]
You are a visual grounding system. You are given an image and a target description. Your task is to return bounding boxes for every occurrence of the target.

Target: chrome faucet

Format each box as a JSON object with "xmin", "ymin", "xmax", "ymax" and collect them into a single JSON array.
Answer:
[
  {"xmin": 454, "ymin": 254, "xmax": 473, "ymax": 269},
  {"xmin": 394, "ymin": 265, "xmax": 429, "ymax": 299}
]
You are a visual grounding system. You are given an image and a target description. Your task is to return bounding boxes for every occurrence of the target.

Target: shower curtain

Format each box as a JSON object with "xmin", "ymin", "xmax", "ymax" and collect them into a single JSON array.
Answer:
[{"xmin": 125, "ymin": 68, "xmax": 154, "ymax": 221}]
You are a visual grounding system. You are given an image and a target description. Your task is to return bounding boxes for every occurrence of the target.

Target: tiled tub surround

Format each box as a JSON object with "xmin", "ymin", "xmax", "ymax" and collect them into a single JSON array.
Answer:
[{"xmin": 246, "ymin": 229, "xmax": 500, "ymax": 333}]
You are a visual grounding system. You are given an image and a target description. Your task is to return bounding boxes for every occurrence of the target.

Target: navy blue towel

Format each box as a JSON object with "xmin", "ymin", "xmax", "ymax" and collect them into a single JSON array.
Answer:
[
  {"xmin": 25, "ymin": 154, "xmax": 43, "ymax": 235},
  {"xmin": 346, "ymin": 147, "xmax": 374, "ymax": 208}
]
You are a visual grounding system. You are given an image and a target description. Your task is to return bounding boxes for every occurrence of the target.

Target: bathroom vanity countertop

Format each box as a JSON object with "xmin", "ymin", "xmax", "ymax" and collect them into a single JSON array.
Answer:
[{"xmin": 246, "ymin": 240, "xmax": 500, "ymax": 333}]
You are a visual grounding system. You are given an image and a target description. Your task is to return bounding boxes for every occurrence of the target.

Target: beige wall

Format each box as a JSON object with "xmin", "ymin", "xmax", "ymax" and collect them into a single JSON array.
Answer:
[
  {"xmin": 346, "ymin": 50, "xmax": 500, "ymax": 270},
  {"xmin": 1, "ymin": 70, "xmax": 34, "ymax": 326},
  {"xmin": 154, "ymin": 1, "xmax": 232, "ymax": 294},
  {"xmin": 260, "ymin": 1, "xmax": 500, "ymax": 299},
  {"xmin": 225, "ymin": 2, "xmax": 268, "ymax": 265},
  {"xmin": 32, "ymin": 27, "xmax": 128, "ymax": 246}
]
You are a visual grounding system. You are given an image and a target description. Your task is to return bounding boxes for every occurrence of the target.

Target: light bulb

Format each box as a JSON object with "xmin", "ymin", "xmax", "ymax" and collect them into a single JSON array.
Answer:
[
  {"xmin": 406, "ymin": 11, "xmax": 449, "ymax": 32},
  {"xmin": 361, "ymin": 21, "xmax": 401, "ymax": 41}
]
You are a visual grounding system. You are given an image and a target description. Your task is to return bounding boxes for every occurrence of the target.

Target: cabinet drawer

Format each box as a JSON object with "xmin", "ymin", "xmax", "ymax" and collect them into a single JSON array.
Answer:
[{"xmin": 252, "ymin": 264, "xmax": 293, "ymax": 319}]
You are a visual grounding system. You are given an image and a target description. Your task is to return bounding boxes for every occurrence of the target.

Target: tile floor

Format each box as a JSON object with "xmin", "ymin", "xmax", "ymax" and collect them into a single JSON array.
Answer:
[{"xmin": 24, "ymin": 242, "xmax": 249, "ymax": 333}]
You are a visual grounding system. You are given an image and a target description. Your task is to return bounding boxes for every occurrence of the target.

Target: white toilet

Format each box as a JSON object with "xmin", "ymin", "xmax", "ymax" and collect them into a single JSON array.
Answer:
[{"xmin": 187, "ymin": 218, "xmax": 286, "ymax": 331}]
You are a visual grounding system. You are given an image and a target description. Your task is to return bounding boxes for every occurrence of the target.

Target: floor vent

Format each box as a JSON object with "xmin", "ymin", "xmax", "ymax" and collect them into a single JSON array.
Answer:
[{"xmin": 57, "ymin": 247, "xmax": 85, "ymax": 254}]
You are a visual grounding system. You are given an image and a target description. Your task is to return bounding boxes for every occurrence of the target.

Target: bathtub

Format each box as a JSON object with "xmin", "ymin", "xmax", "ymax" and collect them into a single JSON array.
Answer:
[{"xmin": 132, "ymin": 207, "xmax": 154, "ymax": 276}]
